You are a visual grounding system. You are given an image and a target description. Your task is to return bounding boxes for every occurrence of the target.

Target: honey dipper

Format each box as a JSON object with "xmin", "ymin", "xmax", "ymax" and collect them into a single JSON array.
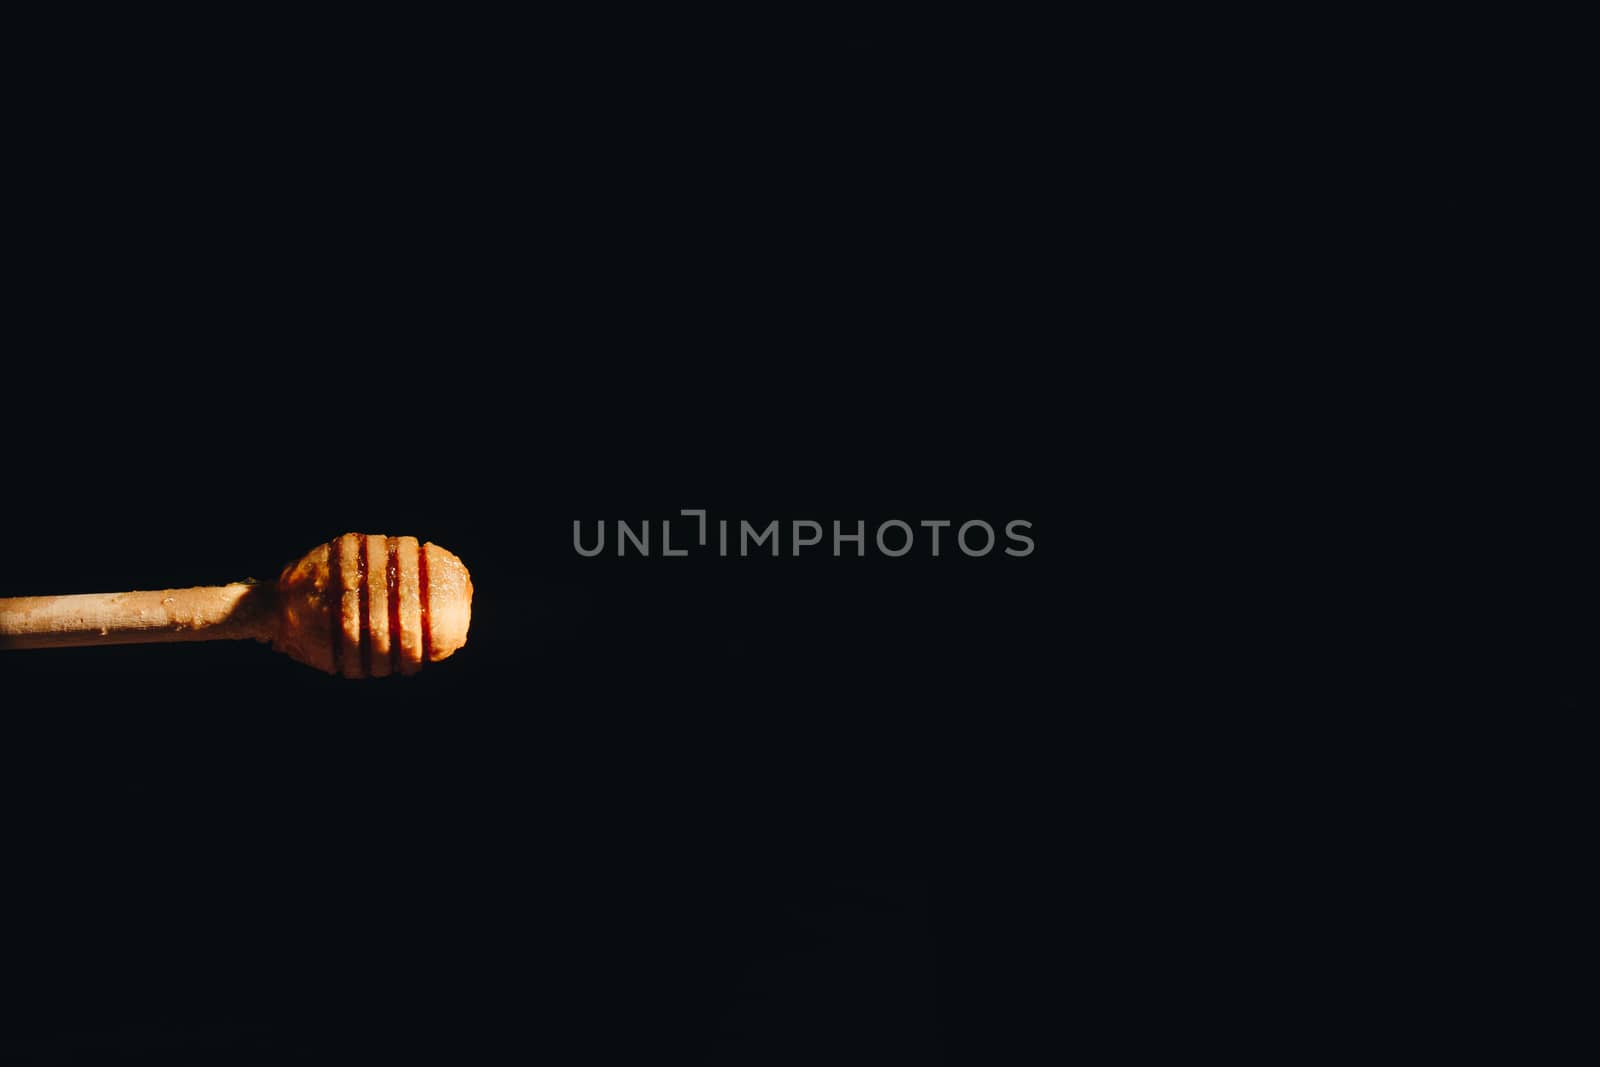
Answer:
[{"xmin": 0, "ymin": 534, "xmax": 472, "ymax": 678}]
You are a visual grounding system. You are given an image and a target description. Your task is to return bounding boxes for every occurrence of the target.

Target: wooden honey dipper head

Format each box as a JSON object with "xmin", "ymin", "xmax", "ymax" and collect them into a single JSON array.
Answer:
[
  {"xmin": 276, "ymin": 534, "xmax": 473, "ymax": 678},
  {"xmin": 0, "ymin": 533, "xmax": 473, "ymax": 678}
]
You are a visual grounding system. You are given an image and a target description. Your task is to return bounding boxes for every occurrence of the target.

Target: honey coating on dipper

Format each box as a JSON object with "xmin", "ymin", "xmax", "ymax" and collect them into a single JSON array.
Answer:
[
  {"xmin": 274, "ymin": 541, "xmax": 338, "ymax": 674},
  {"xmin": 273, "ymin": 533, "xmax": 473, "ymax": 678}
]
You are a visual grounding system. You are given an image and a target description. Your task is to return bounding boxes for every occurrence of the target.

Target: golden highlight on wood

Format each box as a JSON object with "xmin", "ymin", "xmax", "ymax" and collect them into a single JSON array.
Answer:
[{"xmin": 0, "ymin": 534, "xmax": 473, "ymax": 677}]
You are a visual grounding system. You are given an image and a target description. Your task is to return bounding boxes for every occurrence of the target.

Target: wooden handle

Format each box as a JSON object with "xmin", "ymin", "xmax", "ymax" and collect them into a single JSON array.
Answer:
[{"xmin": 0, "ymin": 583, "xmax": 275, "ymax": 650}]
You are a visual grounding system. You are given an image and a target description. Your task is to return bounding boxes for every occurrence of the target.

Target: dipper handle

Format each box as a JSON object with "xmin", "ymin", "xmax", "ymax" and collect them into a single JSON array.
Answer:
[{"xmin": 0, "ymin": 583, "xmax": 274, "ymax": 650}]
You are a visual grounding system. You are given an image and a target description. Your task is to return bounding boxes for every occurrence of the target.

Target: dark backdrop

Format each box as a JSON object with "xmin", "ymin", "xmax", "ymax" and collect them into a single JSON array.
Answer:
[
  {"xmin": 0, "ymin": 21, "xmax": 1069, "ymax": 1065},
  {"xmin": 7, "ymin": 14, "xmax": 1577, "ymax": 1064}
]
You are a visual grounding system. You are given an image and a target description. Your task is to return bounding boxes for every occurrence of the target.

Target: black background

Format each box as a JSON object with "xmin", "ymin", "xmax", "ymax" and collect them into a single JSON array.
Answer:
[
  {"xmin": 0, "ymin": 19, "xmax": 1070, "ymax": 1065},
  {"xmin": 14, "ymin": 14, "xmax": 1590, "ymax": 1065}
]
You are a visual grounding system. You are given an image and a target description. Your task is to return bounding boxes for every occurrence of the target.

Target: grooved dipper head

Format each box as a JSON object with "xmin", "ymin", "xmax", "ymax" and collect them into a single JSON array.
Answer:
[{"xmin": 273, "ymin": 533, "xmax": 473, "ymax": 678}]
